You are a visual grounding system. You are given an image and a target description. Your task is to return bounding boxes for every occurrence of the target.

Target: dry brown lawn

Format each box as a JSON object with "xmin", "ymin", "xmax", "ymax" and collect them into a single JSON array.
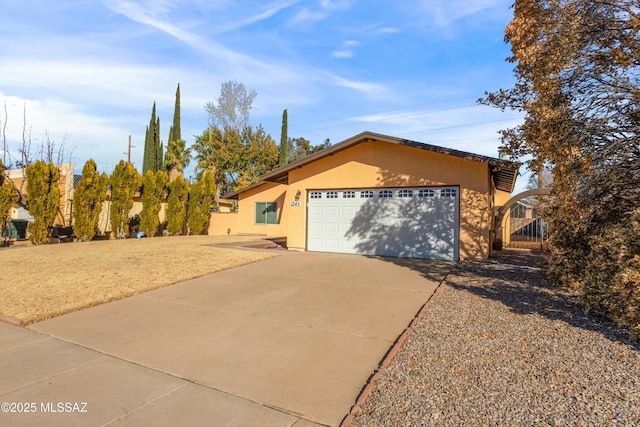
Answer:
[{"xmin": 0, "ymin": 235, "xmax": 279, "ymax": 324}]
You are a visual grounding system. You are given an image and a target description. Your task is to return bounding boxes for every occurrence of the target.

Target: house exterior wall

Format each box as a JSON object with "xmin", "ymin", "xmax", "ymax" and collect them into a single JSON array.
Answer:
[
  {"xmin": 209, "ymin": 181, "xmax": 288, "ymax": 237},
  {"xmin": 286, "ymin": 141, "xmax": 491, "ymax": 259},
  {"xmin": 96, "ymin": 200, "xmax": 169, "ymax": 235},
  {"xmin": 211, "ymin": 140, "xmax": 497, "ymax": 259}
]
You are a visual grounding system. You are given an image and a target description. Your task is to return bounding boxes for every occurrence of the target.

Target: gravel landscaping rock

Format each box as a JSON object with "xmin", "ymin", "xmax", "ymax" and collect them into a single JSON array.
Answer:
[{"xmin": 352, "ymin": 251, "xmax": 640, "ymax": 426}]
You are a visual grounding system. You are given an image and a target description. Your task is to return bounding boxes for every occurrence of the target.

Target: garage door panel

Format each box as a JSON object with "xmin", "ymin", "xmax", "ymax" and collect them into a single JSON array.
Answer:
[
  {"xmin": 308, "ymin": 187, "xmax": 459, "ymax": 260},
  {"xmin": 325, "ymin": 222, "xmax": 340, "ymax": 233}
]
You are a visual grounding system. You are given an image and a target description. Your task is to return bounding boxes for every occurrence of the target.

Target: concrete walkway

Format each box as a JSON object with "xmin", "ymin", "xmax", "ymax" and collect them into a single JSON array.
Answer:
[{"xmin": 0, "ymin": 251, "xmax": 453, "ymax": 426}]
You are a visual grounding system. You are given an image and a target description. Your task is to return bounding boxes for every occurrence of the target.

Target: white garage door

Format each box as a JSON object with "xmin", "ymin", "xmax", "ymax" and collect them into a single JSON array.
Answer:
[{"xmin": 307, "ymin": 187, "xmax": 459, "ymax": 260}]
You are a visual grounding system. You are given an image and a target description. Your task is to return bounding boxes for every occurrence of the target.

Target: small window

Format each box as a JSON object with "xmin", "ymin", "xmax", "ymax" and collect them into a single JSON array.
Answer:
[
  {"xmin": 419, "ymin": 189, "xmax": 435, "ymax": 198},
  {"xmin": 326, "ymin": 191, "xmax": 338, "ymax": 199},
  {"xmin": 360, "ymin": 190, "xmax": 374, "ymax": 198},
  {"xmin": 441, "ymin": 188, "xmax": 457, "ymax": 197},
  {"xmin": 310, "ymin": 191, "xmax": 322, "ymax": 199},
  {"xmin": 379, "ymin": 190, "xmax": 393, "ymax": 198},
  {"xmin": 343, "ymin": 191, "xmax": 355, "ymax": 198},
  {"xmin": 255, "ymin": 202, "xmax": 278, "ymax": 224},
  {"xmin": 398, "ymin": 189, "xmax": 413, "ymax": 198}
]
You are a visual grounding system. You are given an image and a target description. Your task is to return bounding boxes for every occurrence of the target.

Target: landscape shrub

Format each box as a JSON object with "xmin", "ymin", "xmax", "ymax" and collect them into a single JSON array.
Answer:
[
  {"xmin": 139, "ymin": 169, "xmax": 168, "ymax": 237},
  {"xmin": 73, "ymin": 159, "xmax": 108, "ymax": 241},
  {"xmin": 187, "ymin": 170, "xmax": 215, "ymax": 235},
  {"xmin": 166, "ymin": 175, "xmax": 189, "ymax": 235},
  {"xmin": 26, "ymin": 160, "xmax": 60, "ymax": 244}
]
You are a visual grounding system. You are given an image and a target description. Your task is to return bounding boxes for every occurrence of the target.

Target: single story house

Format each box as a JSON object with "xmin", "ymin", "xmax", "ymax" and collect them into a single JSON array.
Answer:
[{"xmin": 209, "ymin": 132, "xmax": 519, "ymax": 260}]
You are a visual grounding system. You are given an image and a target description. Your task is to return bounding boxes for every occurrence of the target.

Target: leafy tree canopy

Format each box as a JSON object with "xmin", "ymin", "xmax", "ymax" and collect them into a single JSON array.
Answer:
[{"xmin": 482, "ymin": 0, "xmax": 640, "ymax": 337}]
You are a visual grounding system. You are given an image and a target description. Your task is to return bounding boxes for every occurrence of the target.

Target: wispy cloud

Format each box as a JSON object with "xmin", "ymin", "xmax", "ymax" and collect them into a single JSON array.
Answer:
[
  {"xmin": 413, "ymin": 0, "xmax": 507, "ymax": 27},
  {"xmin": 332, "ymin": 50, "xmax": 355, "ymax": 59},
  {"xmin": 288, "ymin": 0, "xmax": 357, "ymax": 26},
  {"xmin": 210, "ymin": 0, "xmax": 300, "ymax": 34},
  {"xmin": 331, "ymin": 40, "xmax": 360, "ymax": 59}
]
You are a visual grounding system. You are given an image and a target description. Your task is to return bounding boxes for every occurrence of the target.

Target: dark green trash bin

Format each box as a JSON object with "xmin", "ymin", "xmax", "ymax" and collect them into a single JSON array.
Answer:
[{"xmin": 8, "ymin": 219, "xmax": 28, "ymax": 240}]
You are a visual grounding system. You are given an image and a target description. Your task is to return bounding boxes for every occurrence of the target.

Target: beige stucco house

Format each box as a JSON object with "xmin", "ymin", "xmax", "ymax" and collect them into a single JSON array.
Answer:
[
  {"xmin": 209, "ymin": 132, "xmax": 519, "ymax": 260},
  {"xmin": 7, "ymin": 163, "xmax": 75, "ymax": 226}
]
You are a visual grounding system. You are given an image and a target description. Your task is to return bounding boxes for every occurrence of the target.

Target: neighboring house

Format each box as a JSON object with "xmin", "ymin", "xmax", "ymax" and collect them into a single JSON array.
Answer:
[
  {"xmin": 7, "ymin": 163, "xmax": 75, "ymax": 226},
  {"xmin": 209, "ymin": 132, "xmax": 519, "ymax": 260}
]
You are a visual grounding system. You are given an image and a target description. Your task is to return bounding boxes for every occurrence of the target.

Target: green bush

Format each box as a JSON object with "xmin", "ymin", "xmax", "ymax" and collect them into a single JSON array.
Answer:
[
  {"xmin": 166, "ymin": 175, "xmax": 189, "ymax": 235},
  {"xmin": 187, "ymin": 170, "xmax": 215, "ymax": 235},
  {"xmin": 26, "ymin": 161, "xmax": 60, "ymax": 244},
  {"xmin": 109, "ymin": 161, "xmax": 141, "ymax": 239},
  {"xmin": 139, "ymin": 170, "xmax": 168, "ymax": 237},
  {"xmin": 73, "ymin": 159, "xmax": 108, "ymax": 241}
]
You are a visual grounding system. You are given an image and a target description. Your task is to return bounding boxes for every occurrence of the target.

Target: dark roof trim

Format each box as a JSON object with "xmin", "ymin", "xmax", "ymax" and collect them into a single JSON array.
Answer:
[{"xmin": 224, "ymin": 131, "xmax": 519, "ymax": 199}]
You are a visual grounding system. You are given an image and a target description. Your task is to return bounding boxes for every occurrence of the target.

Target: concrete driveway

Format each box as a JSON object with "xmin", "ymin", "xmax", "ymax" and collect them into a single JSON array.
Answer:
[{"xmin": 1, "ymin": 251, "xmax": 453, "ymax": 426}]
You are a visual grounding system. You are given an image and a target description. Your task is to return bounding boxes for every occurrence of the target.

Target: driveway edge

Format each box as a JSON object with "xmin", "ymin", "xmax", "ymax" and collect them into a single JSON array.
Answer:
[{"xmin": 340, "ymin": 262, "xmax": 459, "ymax": 427}]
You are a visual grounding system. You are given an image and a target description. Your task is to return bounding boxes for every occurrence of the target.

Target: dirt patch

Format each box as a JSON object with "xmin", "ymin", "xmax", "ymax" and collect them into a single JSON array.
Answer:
[{"xmin": 0, "ymin": 235, "xmax": 278, "ymax": 324}]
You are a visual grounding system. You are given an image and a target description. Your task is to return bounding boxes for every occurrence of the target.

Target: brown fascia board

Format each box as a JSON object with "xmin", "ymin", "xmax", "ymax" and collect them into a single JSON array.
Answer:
[{"xmin": 222, "ymin": 131, "xmax": 519, "ymax": 198}]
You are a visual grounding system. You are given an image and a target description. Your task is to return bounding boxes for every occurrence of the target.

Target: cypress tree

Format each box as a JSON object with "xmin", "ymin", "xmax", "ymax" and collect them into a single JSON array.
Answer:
[
  {"xmin": 187, "ymin": 170, "xmax": 216, "ymax": 235},
  {"xmin": 168, "ymin": 83, "xmax": 181, "ymax": 146},
  {"xmin": 155, "ymin": 117, "xmax": 162, "ymax": 172},
  {"xmin": 73, "ymin": 159, "xmax": 108, "ymax": 241},
  {"xmin": 142, "ymin": 102, "xmax": 157, "ymax": 175},
  {"xmin": 26, "ymin": 160, "xmax": 60, "ymax": 244},
  {"xmin": 279, "ymin": 109, "xmax": 288, "ymax": 166},
  {"xmin": 166, "ymin": 175, "xmax": 189, "ymax": 235},
  {"xmin": 109, "ymin": 160, "xmax": 141, "ymax": 239},
  {"xmin": 139, "ymin": 169, "xmax": 168, "ymax": 237}
]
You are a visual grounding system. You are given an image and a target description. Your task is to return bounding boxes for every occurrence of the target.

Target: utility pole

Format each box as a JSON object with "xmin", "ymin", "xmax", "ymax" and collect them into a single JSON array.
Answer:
[{"xmin": 126, "ymin": 135, "xmax": 135, "ymax": 164}]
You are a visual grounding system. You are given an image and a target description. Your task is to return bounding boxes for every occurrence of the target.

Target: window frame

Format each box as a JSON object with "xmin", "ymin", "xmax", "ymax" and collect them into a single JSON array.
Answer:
[{"xmin": 254, "ymin": 201, "xmax": 278, "ymax": 225}]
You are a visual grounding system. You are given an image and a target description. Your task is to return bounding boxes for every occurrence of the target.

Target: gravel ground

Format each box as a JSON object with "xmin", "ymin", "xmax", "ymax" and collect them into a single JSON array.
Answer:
[{"xmin": 352, "ymin": 251, "xmax": 640, "ymax": 426}]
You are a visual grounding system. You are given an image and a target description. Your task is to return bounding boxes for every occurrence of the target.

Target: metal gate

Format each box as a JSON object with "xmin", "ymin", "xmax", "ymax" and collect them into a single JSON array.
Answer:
[{"xmin": 502, "ymin": 197, "xmax": 549, "ymax": 250}]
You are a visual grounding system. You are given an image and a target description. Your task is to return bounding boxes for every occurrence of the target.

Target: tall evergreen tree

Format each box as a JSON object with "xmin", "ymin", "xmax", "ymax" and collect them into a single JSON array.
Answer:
[
  {"xmin": 187, "ymin": 170, "xmax": 216, "ymax": 235},
  {"xmin": 168, "ymin": 83, "xmax": 181, "ymax": 147},
  {"xmin": 109, "ymin": 160, "xmax": 141, "ymax": 239},
  {"xmin": 139, "ymin": 169, "xmax": 168, "ymax": 237},
  {"xmin": 279, "ymin": 109, "xmax": 288, "ymax": 166},
  {"xmin": 26, "ymin": 160, "xmax": 60, "ymax": 244},
  {"xmin": 73, "ymin": 159, "xmax": 108, "ymax": 241},
  {"xmin": 166, "ymin": 175, "xmax": 189, "ymax": 235},
  {"xmin": 142, "ymin": 102, "xmax": 159, "ymax": 175},
  {"xmin": 155, "ymin": 118, "xmax": 163, "ymax": 172}
]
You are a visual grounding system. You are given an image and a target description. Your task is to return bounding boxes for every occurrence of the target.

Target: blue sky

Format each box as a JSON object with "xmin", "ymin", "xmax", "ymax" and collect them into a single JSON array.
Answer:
[{"xmin": 0, "ymin": 0, "xmax": 528, "ymax": 191}]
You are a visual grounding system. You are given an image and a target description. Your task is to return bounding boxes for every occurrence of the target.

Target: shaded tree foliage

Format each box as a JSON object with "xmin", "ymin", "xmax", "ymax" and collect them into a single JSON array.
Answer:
[
  {"xmin": 279, "ymin": 109, "xmax": 288, "ymax": 166},
  {"xmin": 166, "ymin": 175, "xmax": 189, "ymax": 235},
  {"xmin": 193, "ymin": 127, "xmax": 225, "ymax": 200},
  {"xmin": 73, "ymin": 159, "xmax": 108, "ymax": 241},
  {"xmin": 287, "ymin": 137, "xmax": 331, "ymax": 163},
  {"xmin": 187, "ymin": 170, "xmax": 216, "ymax": 235},
  {"xmin": 139, "ymin": 169, "xmax": 168, "ymax": 237},
  {"xmin": 25, "ymin": 160, "xmax": 60, "ymax": 244},
  {"xmin": 143, "ymin": 102, "xmax": 163, "ymax": 175},
  {"xmin": 482, "ymin": 0, "xmax": 640, "ymax": 337},
  {"xmin": 164, "ymin": 138, "xmax": 191, "ymax": 182},
  {"xmin": 109, "ymin": 160, "xmax": 141, "ymax": 239},
  {"xmin": 168, "ymin": 83, "xmax": 181, "ymax": 151}
]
